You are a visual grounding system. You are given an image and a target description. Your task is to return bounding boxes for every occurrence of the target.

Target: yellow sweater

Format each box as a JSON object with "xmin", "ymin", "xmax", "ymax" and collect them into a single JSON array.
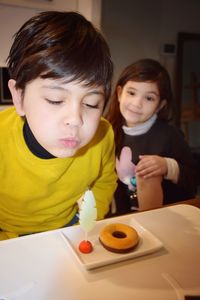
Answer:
[{"xmin": 0, "ymin": 107, "xmax": 117, "ymax": 240}]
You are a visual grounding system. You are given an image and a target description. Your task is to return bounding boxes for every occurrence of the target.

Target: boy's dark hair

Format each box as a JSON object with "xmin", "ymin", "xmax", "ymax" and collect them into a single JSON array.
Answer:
[
  {"xmin": 106, "ymin": 58, "xmax": 174, "ymax": 152},
  {"xmin": 7, "ymin": 11, "xmax": 113, "ymax": 105}
]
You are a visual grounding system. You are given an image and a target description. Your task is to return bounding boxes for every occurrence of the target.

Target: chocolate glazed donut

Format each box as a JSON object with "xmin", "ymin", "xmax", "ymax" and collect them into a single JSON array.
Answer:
[{"xmin": 99, "ymin": 223, "xmax": 139, "ymax": 253}]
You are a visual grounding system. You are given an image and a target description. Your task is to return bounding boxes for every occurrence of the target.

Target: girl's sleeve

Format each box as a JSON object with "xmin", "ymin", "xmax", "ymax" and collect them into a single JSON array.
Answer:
[{"xmin": 170, "ymin": 127, "xmax": 197, "ymax": 198}]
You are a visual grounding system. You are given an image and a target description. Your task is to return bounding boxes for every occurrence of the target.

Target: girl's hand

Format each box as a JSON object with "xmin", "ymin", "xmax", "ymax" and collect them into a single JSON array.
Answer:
[{"xmin": 136, "ymin": 155, "xmax": 167, "ymax": 178}]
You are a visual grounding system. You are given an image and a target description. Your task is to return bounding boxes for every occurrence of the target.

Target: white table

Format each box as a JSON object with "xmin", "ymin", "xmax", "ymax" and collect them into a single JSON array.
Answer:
[{"xmin": 0, "ymin": 204, "xmax": 200, "ymax": 300}]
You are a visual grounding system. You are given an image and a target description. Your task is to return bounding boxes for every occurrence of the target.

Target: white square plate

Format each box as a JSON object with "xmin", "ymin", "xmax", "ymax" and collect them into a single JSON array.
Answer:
[{"xmin": 60, "ymin": 215, "xmax": 163, "ymax": 270}]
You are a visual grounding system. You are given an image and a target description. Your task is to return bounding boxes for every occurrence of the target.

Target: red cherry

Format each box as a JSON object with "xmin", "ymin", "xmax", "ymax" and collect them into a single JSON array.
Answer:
[{"xmin": 79, "ymin": 240, "xmax": 93, "ymax": 253}]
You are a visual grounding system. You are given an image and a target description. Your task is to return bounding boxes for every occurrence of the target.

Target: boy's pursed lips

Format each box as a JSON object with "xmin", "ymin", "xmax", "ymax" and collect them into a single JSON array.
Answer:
[{"xmin": 59, "ymin": 138, "xmax": 80, "ymax": 148}]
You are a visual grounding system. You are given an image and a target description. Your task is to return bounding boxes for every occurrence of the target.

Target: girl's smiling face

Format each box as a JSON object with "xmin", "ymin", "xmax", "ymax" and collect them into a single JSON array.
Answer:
[
  {"xmin": 9, "ymin": 78, "xmax": 105, "ymax": 157},
  {"xmin": 118, "ymin": 81, "xmax": 164, "ymax": 127}
]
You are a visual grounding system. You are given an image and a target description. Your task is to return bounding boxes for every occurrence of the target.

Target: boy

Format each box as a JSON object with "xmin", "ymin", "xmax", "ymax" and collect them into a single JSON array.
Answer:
[{"xmin": 0, "ymin": 11, "xmax": 117, "ymax": 240}]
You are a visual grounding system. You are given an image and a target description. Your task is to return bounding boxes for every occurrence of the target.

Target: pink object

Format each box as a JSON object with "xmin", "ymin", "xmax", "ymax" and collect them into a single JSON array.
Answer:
[{"xmin": 116, "ymin": 146, "xmax": 136, "ymax": 190}]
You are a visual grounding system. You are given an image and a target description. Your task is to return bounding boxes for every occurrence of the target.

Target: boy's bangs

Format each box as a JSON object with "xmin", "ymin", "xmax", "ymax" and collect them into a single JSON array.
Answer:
[
  {"xmin": 41, "ymin": 61, "xmax": 109, "ymax": 88},
  {"xmin": 40, "ymin": 52, "xmax": 112, "ymax": 98},
  {"xmin": 7, "ymin": 11, "xmax": 113, "ymax": 102}
]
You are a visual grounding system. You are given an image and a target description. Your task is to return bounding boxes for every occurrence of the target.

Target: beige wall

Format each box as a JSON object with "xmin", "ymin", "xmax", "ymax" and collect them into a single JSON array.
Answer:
[
  {"xmin": 0, "ymin": 0, "xmax": 101, "ymax": 66},
  {"xmin": 101, "ymin": 0, "xmax": 200, "ymax": 86}
]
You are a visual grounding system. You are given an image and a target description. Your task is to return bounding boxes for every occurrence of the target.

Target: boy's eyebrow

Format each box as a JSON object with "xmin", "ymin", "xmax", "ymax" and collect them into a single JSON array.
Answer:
[{"xmin": 42, "ymin": 84, "xmax": 105, "ymax": 96}]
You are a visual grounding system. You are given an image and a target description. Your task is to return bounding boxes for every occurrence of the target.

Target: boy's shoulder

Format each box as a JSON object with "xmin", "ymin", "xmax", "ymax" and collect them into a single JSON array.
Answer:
[
  {"xmin": 89, "ymin": 117, "xmax": 114, "ymax": 147},
  {"xmin": 0, "ymin": 106, "xmax": 20, "ymax": 132},
  {"xmin": 0, "ymin": 106, "xmax": 16, "ymax": 118},
  {"xmin": 98, "ymin": 116, "xmax": 114, "ymax": 136},
  {"xmin": 100, "ymin": 116, "xmax": 112, "ymax": 128}
]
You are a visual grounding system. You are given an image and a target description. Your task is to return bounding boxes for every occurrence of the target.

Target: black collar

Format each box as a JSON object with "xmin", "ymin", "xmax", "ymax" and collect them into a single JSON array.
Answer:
[{"xmin": 23, "ymin": 120, "xmax": 55, "ymax": 159}]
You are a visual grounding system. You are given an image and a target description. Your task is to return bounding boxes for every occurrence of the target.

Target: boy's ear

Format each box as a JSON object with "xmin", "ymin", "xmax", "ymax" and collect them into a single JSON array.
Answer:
[
  {"xmin": 157, "ymin": 99, "xmax": 167, "ymax": 112},
  {"xmin": 8, "ymin": 79, "xmax": 25, "ymax": 116}
]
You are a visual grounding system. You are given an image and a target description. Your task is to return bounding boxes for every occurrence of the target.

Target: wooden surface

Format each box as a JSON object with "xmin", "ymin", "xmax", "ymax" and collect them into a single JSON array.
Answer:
[{"xmin": 166, "ymin": 197, "xmax": 200, "ymax": 208}]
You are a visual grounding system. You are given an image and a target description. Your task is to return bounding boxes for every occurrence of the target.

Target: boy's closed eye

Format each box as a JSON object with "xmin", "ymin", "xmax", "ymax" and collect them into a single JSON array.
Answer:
[
  {"xmin": 83, "ymin": 102, "xmax": 99, "ymax": 109},
  {"xmin": 45, "ymin": 98, "xmax": 63, "ymax": 105},
  {"xmin": 45, "ymin": 98, "xmax": 101, "ymax": 109}
]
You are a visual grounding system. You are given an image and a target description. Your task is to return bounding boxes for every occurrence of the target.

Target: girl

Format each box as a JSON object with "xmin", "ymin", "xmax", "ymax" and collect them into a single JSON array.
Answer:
[{"xmin": 107, "ymin": 58, "xmax": 196, "ymax": 215}]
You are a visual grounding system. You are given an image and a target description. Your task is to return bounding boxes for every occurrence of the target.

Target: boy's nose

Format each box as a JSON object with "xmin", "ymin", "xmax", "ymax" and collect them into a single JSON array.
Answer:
[{"xmin": 64, "ymin": 107, "xmax": 83, "ymax": 127}]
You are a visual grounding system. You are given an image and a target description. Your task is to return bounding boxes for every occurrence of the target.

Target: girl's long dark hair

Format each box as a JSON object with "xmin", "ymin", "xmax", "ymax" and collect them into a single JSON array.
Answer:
[{"xmin": 106, "ymin": 58, "xmax": 174, "ymax": 153}]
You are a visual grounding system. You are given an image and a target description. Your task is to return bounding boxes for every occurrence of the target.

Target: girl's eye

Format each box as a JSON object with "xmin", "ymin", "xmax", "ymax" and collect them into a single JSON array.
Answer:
[
  {"xmin": 127, "ymin": 91, "xmax": 135, "ymax": 96},
  {"xmin": 146, "ymin": 96, "xmax": 154, "ymax": 101}
]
